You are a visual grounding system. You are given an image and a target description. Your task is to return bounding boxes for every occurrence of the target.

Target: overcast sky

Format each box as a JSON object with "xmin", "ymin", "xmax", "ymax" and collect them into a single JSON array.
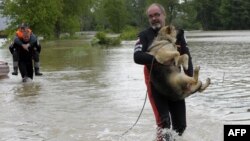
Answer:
[{"xmin": 0, "ymin": 16, "xmax": 8, "ymax": 30}]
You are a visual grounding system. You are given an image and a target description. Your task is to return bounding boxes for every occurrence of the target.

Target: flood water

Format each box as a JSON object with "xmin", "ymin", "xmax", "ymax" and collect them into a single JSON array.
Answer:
[{"xmin": 0, "ymin": 30, "xmax": 250, "ymax": 141}]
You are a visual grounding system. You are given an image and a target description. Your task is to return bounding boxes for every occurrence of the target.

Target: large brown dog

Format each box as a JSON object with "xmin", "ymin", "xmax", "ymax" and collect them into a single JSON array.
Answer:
[{"xmin": 147, "ymin": 26, "xmax": 210, "ymax": 100}]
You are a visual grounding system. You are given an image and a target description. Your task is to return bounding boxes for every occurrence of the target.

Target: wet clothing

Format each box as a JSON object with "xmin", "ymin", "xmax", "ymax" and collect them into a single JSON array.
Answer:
[
  {"xmin": 10, "ymin": 35, "xmax": 41, "ymax": 79},
  {"xmin": 133, "ymin": 27, "xmax": 193, "ymax": 140},
  {"xmin": 14, "ymin": 33, "xmax": 38, "ymax": 49},
  {"xmin": 14, "ymin": 41, "xmax": 34, "ymax": 79},
  {"xmin": 9, "ymin": 44, "xmax": 19, "ymax": 75},
  {"xmin": 9, "ymin": 34, "xmax": 42, "ymax": 76},
  {"xmin": 15, "ymin": 34, "xmax": 42, "ymax": 62}
]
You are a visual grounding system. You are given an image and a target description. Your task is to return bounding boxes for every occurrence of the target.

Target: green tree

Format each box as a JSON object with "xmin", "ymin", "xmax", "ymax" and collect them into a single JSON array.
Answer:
[
  {"xmin": 1, "ymin": 0, "xmax": 63, "ymax": 38},
  {"xmin": 103, "ymin": 0, "xmax": 128, "ymax": 33},
  {"xmin": 55, "ymin": 0, "xmax": 92, "ymax": 38},
  {"xmin": 172, "ymin": 0, "xmax": 201, "ymax": 30},
  {"xmin": 80, "ymin": 0, "xmax": 95, "ymax": 31},
  {"xmin": 1, "ymin": 0, "xmax": 93, "ymax": 38},
  {"xmin": 125, "ymin": 0, "xmax": 148, "ymax": 29},
  {"xmin": 92, "ymin": 0, "xmax": 109, "ymax": 31},
  {"xmin": 220, "ymin": 0, "xmax": 250, "ymax": 30},
  {"xmin": 194, "ymin": 0, "xmax": 222, "ymax": 30}
]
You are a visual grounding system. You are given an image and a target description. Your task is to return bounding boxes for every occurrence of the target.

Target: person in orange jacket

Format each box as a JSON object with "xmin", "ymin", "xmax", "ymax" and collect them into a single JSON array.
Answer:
[{"xmin": 9, "ymin": 23, "xmax": 43, "ymax": 76}]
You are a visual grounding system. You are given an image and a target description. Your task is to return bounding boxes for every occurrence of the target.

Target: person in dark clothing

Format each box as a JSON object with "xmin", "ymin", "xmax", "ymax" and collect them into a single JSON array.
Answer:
[
  {"xmin": 9, "ymin": 24, "xmax": 43, "ymax": 76},
  {"xmin": 9, "ymin": 43, "xmax": 19, "ymax": 75},
  {"xmin": 12, "ymin": 29, "xmax": 40, "ymax": 82},
  {"xmin": 133, "ymin": 3, "xmax": 193, "ymax": 141}
]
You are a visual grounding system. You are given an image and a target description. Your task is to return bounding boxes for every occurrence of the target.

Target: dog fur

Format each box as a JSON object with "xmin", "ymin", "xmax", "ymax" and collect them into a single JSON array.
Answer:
[{"xmin": 147, "ymin": 25, "xmax": 210, "ymax": 100}]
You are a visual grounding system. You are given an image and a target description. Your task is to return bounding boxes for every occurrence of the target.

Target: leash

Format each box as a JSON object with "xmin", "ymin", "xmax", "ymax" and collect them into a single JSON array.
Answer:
[
  {"xmin": 121, "ymin": 58, "xmax": 155, "ymax": 136},
  {"xmin": 120, "ymin": 89, "xmax": 148, "ymax": 136}
]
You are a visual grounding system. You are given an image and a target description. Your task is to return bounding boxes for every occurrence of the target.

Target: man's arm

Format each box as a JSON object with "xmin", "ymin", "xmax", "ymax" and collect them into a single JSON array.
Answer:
[
  {"xmin": 134, "ymin": 33, "xmax": 155, "ymax": 65},
  {"xmin": 14, "ymin": 37, "xmax": 29, "ymax": 51},
  {"xmin": 9, "ymin": 43, "xmax": 15, "ymax": 54},
  {"xmin": 34, "ymin": 39, "xmax": 41, "ymax": 53},
  {"xmin": 29, "ymin": 34, "xmax": 38, "ymax": 45},
  {"xmin": 14, "ymin": 34, "xmax": 38, "ymax": 51},
  {"xmin": 13, "ymin": 36, "xmax": 23, "ymax": 46}
]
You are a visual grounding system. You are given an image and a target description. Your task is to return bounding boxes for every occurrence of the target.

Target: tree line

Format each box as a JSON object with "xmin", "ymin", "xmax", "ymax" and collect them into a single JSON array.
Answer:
[{"xmin": 0, "ymin": 0, "xmax": 249, "ymax": 39}]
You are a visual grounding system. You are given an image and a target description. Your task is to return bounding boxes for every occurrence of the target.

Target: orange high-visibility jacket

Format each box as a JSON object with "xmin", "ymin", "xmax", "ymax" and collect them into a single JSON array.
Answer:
[{"xmin": 16, "ymin": 28, "xmax": 32, "ymax": 39}]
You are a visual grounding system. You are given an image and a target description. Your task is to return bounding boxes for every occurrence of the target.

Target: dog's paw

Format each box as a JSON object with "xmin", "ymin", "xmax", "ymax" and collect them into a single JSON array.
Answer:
[
  {"xmin": 183, "ymin": 64, "xmax": 189, "ymax": 70},
  {"xmin": 206, "ymin": 78, "xmax": 211, "ymax": 85},
  {"xmin": 194, "ymin": 65, "xmax": 200, "ymax": 72},
  {"xmin": 198, "ymin": 78, "xmax": 211, "ymax": 92}
]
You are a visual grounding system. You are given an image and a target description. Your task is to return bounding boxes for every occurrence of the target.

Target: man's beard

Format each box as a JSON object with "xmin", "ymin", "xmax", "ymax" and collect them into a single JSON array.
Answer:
[{"xmin": 151, "ymin": 23, "xmax": 162, "ymax": 30}]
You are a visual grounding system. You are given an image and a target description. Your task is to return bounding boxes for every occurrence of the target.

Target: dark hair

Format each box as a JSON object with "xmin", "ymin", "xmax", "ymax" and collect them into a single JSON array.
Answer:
[{"xmin": 19, "ymin": 23, "xmax": 29, "ymax": 29}]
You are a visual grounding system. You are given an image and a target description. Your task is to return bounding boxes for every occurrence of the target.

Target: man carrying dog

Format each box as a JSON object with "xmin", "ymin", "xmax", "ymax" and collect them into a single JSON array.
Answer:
[{"xmin": 133, "ymin": 3, "xmax": 193, "ymax": 141}]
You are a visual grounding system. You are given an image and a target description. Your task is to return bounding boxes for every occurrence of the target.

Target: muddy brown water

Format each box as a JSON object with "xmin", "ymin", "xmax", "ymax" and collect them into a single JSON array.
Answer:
[{"xmin": 0, "ymin": 30, "xmax": 250, "ymax": 141}]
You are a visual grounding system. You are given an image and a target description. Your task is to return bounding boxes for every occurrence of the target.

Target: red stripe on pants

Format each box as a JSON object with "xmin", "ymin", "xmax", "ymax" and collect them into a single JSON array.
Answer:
[
  {"xmin": 144, "ymin": 66, "xmax": 164, "ymax": 140},
  {"xmin": 144, "ymin": 66, "xmax": 162, "ymax": 125}
]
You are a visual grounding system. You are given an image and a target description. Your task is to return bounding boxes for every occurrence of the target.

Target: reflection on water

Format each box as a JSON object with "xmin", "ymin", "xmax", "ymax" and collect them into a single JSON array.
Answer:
[
  {"xmin": 0, "ymin": 31, "xmax": 250, "ymax": 141},
  {"xmin": 14, "ymin": 83, "xmax": 41, "ymax": 97}
]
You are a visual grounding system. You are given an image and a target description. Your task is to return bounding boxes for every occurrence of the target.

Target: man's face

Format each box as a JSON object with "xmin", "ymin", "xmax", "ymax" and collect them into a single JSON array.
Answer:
[
  {"xmin": 147, "ymin": 5, "xmax": 166, "ymax": 30},
  {"xmin": 23, "ymin": 32, "xmax": 30, "ymax": 42}
]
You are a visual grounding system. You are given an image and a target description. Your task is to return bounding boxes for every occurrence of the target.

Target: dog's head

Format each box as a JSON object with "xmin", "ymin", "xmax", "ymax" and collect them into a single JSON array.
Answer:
[{"xmin": 156, "ymin": 25, "xmax": 177, "ymax": 44}]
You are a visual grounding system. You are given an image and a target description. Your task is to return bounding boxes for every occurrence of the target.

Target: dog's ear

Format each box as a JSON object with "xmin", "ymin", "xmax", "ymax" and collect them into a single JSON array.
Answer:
[
  {"xmin": 166, "ymin": 26, "xmax": 171, "ymax": 34},
  {"xmin": 166, "ymin": 25, "xmax": 176, "ymax": 34}
]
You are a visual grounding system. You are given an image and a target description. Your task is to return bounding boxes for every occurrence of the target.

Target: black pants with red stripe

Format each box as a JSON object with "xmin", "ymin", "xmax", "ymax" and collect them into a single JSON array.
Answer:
[{"xmin": 144, "ymin": 66, "xmax": 186, "ymax": 140}]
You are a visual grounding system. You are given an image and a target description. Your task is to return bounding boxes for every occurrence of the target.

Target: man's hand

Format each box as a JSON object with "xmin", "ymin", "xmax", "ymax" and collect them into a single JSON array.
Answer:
[{"xmin": 22, "ymin": 43, "xmax": 30, "ymax": 51}]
